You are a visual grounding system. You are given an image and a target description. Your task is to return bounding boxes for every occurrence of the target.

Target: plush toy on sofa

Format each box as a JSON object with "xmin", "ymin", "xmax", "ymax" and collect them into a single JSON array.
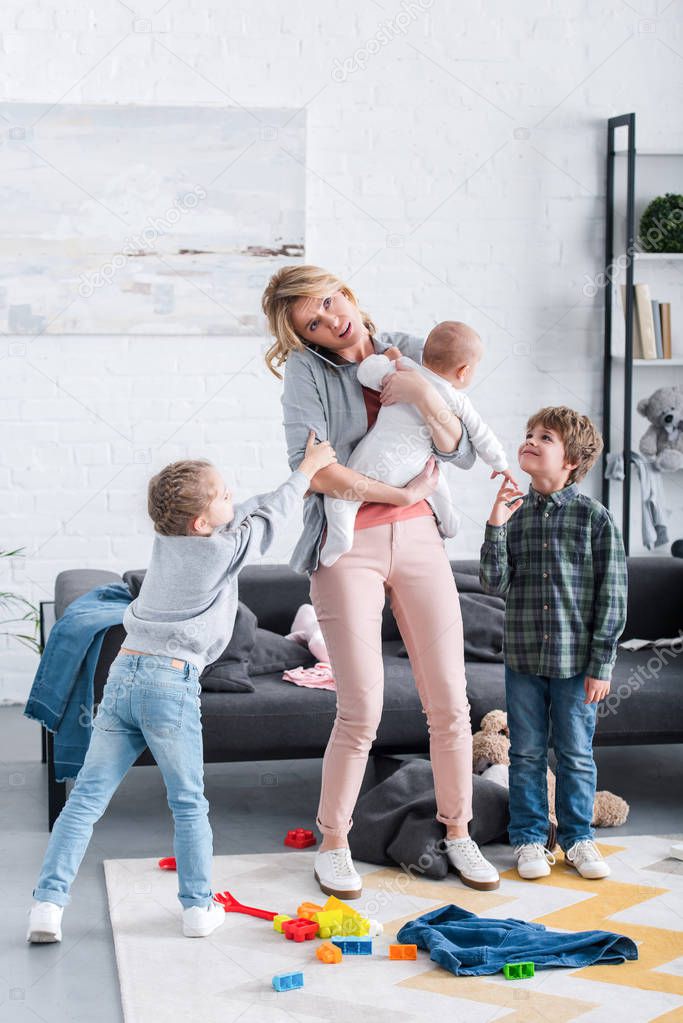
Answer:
[
  {"xmin": 472, "ymin": 710, "xmax": 629, "ymax": 836},
  {"xmin": 637, "ymin": 385, "xmax": 683, "ymax": 472}
]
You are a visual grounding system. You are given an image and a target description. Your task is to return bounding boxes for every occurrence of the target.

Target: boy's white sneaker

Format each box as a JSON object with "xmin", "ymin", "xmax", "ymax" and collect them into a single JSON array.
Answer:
[
  {"xmin": 565, "ymin": 840, "xmax": 611, "ymax": 879},
  {"xmin": 314, "ymin": 847, "xmax": 362, "ymax": 899},
  {"xmin": 27, "ymin": 900, "xmax": 63, "ymax": 943},
  {"xmin": 514, "ymin": 843, "xmax": 556, "ymax": 879},
  {"xmin": 444, "ymin": 837, "xmax": 500, "ymax": 890},
  {"xmin": 182, "ymin": 900, "xmax": 225, "ymax": 938}
]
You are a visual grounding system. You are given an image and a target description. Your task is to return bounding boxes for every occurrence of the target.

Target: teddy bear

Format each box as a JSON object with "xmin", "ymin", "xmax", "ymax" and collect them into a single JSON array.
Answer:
[
  {"xmin": 473, "ymin": 709, "xmax": 629, "ymax": 839},
  {"xmin": 637, "ymin": 385, "xmax": 683, "ymax": 472}
]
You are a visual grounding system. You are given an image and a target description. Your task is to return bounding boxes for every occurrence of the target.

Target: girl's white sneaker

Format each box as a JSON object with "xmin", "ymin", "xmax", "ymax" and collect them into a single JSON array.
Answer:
[
  {"xmin": 27, "ymin": 900, "xmax": 63, "ymax": 943},
  {"xmin": 182, "ymin": 900, "xmax": 225, "ymax": 937}
]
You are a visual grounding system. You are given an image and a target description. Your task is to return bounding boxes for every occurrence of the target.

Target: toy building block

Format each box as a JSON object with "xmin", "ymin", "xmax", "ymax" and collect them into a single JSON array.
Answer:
[
  {"xmin": 389, "ymin": 944, "xmax": 417, "ymax": 960},
  {"xmin": 297, "ymin": 901, "xmax": 323, "ymax": 920},
  {"xmin": 321, "ymin": 895, "xmax": 370, "ymax": 935},
  {"xmin": 331, "ymin": 938, "xmax": 373, "ymax": 955},
  {"xmin": 316, "ymin": 941, "xmax": 343, "ymax": 964},
  {"xmin": 272, "ymin": 971, "xmax": 304, "ymax": 992},
  {"xmin": 323, "ymin": 895, "xmax": 362, "ymax": 918},
  {"xmin": 314, "ymin": 909, "xmax": 344, "ymax": 939},
  {"xmin": 284, "ymin": 828, "xmax": 317, "ymax": 848},
  {"xmin": 273, "ymin": 914, "xmax": 292, "ymax": 933},
  {"xmin": 282, "ymin": 917, "xmax": 319, "ymax": 942},
  {"xmin": 158, "ymin": 856, "xmax": 176, "ymax": 870},
  {"xmin": 503, "ymin": 962, "xmax": 535, "ymax": 980}
]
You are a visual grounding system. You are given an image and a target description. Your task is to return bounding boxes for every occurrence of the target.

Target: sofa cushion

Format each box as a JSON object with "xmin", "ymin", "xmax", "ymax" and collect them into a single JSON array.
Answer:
[{"xmin": 200, "ymin": 602, "xmax": 257, "ymax": 693}]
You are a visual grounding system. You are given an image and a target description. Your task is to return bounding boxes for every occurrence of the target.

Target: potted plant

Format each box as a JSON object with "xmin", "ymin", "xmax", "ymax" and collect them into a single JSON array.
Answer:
[
  {"xmin": 640, "ymin": 193, "xmax": 683, "ymax": 253},
  {"xmin": 1, "ymin": 547, "xmax": 41, "ymax": 654}
]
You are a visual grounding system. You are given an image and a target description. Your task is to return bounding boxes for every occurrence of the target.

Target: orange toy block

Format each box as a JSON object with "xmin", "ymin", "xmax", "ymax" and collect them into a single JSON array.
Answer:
[
  {"xmin": 389, "ymin": 944, "xmax": 418, "ymax": 960},
  {"xmin": 316, "ymin": 941, "xmax": 343, "ymax": 964},
  {"xmin": 297, "ymin": 901, "xmax": 323, "ymax": 921}
]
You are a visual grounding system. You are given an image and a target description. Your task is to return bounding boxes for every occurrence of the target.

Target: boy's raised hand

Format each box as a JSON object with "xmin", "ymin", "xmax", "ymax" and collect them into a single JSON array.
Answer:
[
  {"xmin": 298, "ymin": 429, "xmax": 337, "ymax": 481},
  {"xmin": 487, "ymin": 477, "xmax": 525, "ymax": 527}
]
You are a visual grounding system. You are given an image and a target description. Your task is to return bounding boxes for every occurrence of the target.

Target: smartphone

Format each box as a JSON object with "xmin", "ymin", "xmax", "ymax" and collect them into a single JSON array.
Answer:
[{"xmin": 304, "ymin": 342, "xmax": 352, "ymax": 368}]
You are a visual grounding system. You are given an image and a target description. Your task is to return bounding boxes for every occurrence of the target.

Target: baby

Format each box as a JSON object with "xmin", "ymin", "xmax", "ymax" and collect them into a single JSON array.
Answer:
[{"xmin": 320, "ymin": 321, "xmax": 510, "ymax": 567}]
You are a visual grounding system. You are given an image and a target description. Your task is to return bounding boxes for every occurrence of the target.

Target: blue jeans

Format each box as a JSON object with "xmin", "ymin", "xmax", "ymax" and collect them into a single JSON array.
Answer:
[
  {"xmin": 34, "ymin": 653, "xmax": 214, "ymax": 910},
  {"xmin": 505, "ymin": 666, "xmax": 598, "ymax": 852}
]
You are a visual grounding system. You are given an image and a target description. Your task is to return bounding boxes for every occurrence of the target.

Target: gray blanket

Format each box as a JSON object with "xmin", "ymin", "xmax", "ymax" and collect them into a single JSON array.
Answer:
[{"xmin": 348, "ymin": 757, "xmax": 510, "ymax": 880}]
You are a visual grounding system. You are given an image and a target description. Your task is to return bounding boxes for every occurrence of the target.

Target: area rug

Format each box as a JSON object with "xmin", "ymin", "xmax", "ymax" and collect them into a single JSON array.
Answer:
[{"xmin": 104, "ymin": 834, "xmax": 683, "ymax": 1023}]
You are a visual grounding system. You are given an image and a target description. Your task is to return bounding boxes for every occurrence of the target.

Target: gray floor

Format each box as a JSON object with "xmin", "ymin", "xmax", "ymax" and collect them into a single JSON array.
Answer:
[{"xmin": 1, "ymin": 704, "xmax": 682, "ymax": 1023}]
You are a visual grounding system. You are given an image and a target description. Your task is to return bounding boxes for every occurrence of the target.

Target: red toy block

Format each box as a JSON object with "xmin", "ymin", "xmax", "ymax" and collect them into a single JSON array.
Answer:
[
  {"xmin": 158, "ymin": 856, "xmax": 176, "ymax": 870},
  {"xmin": 389, "ymin": 944, "xmax": 418, "ymax": 960},
  {"xmin": 282, "ymin": 917, "xmax": 319, "ymax": 942},
  {"xmin": 284, "ymin": 828, "xmax": 317, "ymax": 849}
]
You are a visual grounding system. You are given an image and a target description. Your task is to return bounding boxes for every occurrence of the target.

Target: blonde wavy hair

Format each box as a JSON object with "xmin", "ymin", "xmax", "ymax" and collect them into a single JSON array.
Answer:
[
  {"xmin": 147, "ymin": 459, "xmax": 214, "ymax": 536},
  {"xmin": 526, "ymin": 406, "xmax": 604, "ymax": 485},
  {"xmin": 261, "ymin": 264, "xmax": 377, "ymax": 379}
]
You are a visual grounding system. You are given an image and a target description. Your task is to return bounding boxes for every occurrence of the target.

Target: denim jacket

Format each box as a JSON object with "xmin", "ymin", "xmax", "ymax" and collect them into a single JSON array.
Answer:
[
  {"xmin": 397, "ymin": 903, "xmax": 638, "ymax": 976},
  {"xmin": 281, "ymin": 331, "xmax": 476, "ymax": 575},
  {"xmin": 24, "ymin": 584, "xmax": 132, "ymax": 781}
]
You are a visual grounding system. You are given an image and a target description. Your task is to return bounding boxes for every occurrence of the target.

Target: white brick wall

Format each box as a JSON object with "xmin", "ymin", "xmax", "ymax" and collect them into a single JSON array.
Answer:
[{"xmin": 1, "ymin": 0, "xmax": 682, "ymax": 701}]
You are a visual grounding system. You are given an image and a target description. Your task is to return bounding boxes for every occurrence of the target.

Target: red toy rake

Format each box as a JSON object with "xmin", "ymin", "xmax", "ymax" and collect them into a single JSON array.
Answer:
[{"xmin": 213, "ymin": 890, "xmax": 278, "ymax": 921}]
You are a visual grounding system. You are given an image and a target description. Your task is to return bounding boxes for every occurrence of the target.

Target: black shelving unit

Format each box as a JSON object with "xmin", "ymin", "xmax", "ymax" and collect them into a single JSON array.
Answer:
[
  {"xmin": 602, "ymin": 112, "xmax": 683, "ymax": 556},
  {"xmin": 602, "ymin": 112, "xmax": 636, "ymax": 554}
]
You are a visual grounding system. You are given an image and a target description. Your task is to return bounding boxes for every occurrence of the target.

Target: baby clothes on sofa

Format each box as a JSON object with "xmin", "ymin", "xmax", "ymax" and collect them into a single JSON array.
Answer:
[{"xmin": 320, "ymin": 353, "xmax": 508, "ymax": 567}]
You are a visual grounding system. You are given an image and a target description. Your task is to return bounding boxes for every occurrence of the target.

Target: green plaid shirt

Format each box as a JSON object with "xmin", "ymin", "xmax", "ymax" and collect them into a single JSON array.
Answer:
[{"xmin": 479, "ymin": 483, "xmax": 627, "ymax": 681}]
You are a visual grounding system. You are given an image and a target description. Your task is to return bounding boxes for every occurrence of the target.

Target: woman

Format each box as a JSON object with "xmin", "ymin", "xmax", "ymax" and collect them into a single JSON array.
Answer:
[{"xmin": 262, "ymin": 265, "xmax": 499, "ymax": 897}]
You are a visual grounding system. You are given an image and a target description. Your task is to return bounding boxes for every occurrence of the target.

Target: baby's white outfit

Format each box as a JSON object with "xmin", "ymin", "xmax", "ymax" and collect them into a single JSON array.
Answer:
[{"xmin": 320, "ymin": 353, "xmax": 508, "ymax": 567}]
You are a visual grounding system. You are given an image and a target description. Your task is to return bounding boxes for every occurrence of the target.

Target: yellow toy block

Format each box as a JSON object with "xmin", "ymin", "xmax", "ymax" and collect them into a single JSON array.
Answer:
[
  {"xmin": 297, "ymin": 901, "xmax": 323, "ymax": 921},
  {"xmin": 273, "ymin": 913, "xmax": 292, "ymax": 933},
  {"xmin": 321, "ymin": 895, "xmax": 370, "ymax": 936},
  {"xmin": 314, "ymin": 909, "xmax": 343, "ymax": 938}
]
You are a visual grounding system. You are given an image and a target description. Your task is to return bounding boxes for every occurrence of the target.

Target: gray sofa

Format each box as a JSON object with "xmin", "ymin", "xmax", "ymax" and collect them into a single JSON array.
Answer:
[{"xmin": 42, "ymin": 556, "xmax": 683, "ymax": 829}]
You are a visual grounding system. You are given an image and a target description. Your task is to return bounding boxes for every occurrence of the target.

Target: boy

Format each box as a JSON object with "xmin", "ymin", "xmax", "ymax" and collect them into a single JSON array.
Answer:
[
  {"xmin": 27, "ymin": 431, "xmax": 335, "ymax": 942},
  {"xmin": 480, "ymin": 406, "xmax": 627, "ymax": 881}
]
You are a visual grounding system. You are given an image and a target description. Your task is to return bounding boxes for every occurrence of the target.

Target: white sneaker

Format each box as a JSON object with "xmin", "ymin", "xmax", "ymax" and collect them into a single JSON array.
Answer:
[
  {"xmin": 27, "ymin": 901, "xmax": 63, "ymax": 943},
  {"xmin": 565, "ymin": 840, "xmax": 611, "ymax": 879},
  {"xmin": 314, "ymin": 847, "xmax": 362, "ymax": 899},
  {"xmin": 182, "ymin": 899, "xmax": 225, "ymax": 938},
  {"xmin": 514, "ymin": 843, "xmax": 556, "ymax": 880},
  {"xmin": 444, "ymin": 838, "xmax": 500, "ymax": 891}
]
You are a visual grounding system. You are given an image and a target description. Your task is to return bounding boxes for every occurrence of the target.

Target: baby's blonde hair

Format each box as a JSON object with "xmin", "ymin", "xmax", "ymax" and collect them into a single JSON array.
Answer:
[{"xmin": 261, "ymin": 264, "xmax": 377, "ymax": 379}]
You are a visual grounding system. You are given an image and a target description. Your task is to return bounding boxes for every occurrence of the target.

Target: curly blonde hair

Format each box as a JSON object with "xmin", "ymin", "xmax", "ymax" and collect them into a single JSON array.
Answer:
[
  {"xmin": 526, "ymin": 406, "xmax": 604, "ymax": 484},
  {"xmin": 147, "ymin": 459, "xmax": 214, "ymax": 536},
  {"xmin": 261, "ymin": 264, "xmax": 377, "ymax": 379}
]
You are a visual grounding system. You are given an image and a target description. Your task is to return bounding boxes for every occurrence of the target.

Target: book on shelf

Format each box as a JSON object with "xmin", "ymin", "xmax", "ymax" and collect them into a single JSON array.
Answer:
[
  {"xmin": 652, "ymin": 299, "xmax": 663, "ymax": 358},
  {"xmin": 620, "ymin": 284, "xmax": 673, "ymax": 360},
  {"xmin": 661, "ymin": 302, "xmax": 672, "ymax": 359}
]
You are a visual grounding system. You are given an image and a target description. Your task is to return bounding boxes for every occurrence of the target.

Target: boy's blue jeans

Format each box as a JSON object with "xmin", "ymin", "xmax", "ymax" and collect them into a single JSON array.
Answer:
[
  {"xmin": 505, "ymin": 666, "xmax": 598, "ymax": 852},
  {"xmin": 34, "ymin": 653, "xmax": 214, "ymax": 910}
]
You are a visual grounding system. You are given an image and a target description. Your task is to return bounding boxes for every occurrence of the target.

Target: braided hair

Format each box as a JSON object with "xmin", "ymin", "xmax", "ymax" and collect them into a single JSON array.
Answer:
[{"xmin": 147, "ymin": 459, "xmax": 214, "ymax": 536}]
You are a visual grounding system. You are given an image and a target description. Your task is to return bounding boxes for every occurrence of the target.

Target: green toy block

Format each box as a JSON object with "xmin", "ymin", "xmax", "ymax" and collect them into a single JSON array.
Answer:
[{"xmin": 503, "ymin": 961, "xmax": 535, "ymax": 980}]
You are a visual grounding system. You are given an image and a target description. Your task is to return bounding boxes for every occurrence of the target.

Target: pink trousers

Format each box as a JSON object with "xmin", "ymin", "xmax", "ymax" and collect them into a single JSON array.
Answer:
[{"xmin": 310, "ymin": 515, "xmax": 473, "ymax": 841}]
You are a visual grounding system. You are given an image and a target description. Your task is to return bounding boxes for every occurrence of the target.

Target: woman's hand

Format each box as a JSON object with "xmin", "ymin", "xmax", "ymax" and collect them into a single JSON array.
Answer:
[
  {"xmin": 401, "ymin": 456, "xmax": 439, "ymax": 506},
  {"xmin": 487, "ymin": 477, "xmax": 525, "ymax": 526},
  {"xmin": 379, "ymin": 361, "xmax": 429, "ymax": 406}
]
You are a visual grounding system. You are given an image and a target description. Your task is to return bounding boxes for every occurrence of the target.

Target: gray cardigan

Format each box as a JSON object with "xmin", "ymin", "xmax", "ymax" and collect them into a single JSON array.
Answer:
[{"xmin": 281, "ymin": 331, "xmax": 476, "ymax": 575}]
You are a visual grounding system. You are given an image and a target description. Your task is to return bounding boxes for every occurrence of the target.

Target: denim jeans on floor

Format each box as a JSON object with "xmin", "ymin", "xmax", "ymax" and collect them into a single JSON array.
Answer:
[
  {"xmin": 505, "ymin": 666, "xmax": 598, "ymax": 852},
  {"xmin": 34, "ymin": 653, "xmax": 214, "ymax": 910}
]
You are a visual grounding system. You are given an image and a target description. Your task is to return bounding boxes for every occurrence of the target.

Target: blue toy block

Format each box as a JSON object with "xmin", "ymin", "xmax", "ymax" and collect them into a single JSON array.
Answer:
[
  {"xmin": 503, "ymin": 961, "xmax": 535, "ymax": 980},
  {"xmin": 331, "ymin": 938, "xmax": 373, "ymax": 955},
  {"xmin": 272, "ymin": 970, "xmax": 304, "ymax": 992}
]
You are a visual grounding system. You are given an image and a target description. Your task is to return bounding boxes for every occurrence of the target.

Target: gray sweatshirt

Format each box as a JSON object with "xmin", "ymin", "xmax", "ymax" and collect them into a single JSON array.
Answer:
[{"xmin": 122, "ymin": 470, "xmax": 309, "ymax": 672}]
